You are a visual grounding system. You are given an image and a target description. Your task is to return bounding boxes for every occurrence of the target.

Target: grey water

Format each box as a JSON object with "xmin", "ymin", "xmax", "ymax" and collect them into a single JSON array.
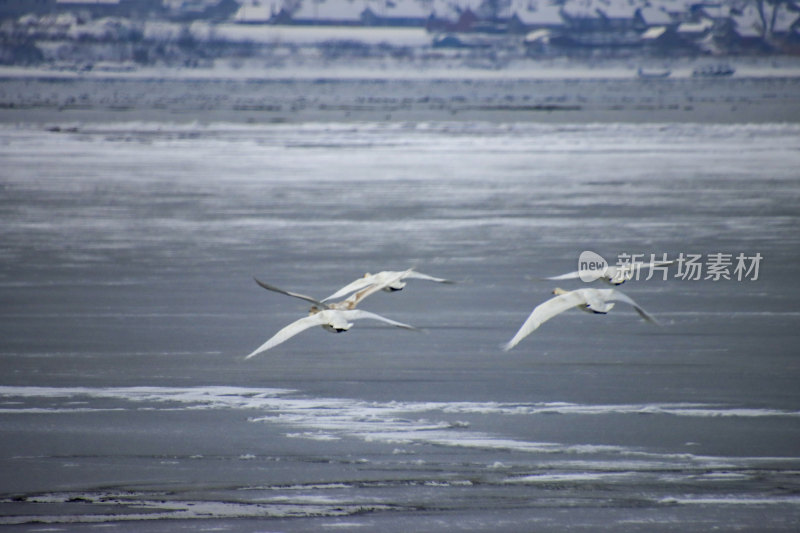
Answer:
[{"xmin": 1, "ymin": 79, "xmax": 800, "ymax": 531}]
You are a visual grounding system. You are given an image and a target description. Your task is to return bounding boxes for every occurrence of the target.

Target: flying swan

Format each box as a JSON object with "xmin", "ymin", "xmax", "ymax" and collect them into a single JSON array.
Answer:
[
  {"xmin": 322, "ymin": 269, "xmax": 453, "ymax": 302},
  {"xmin": 246, "ymin": 269, "xmax": 416, "ymax": 358},
  {"xmin": 546, "ymin": 260, "xmax": 675, "ymax": 285},
  {"xmin": 245, "ymin": 309, "xmax": 415, "ymax": 359},
  {"xmin": 253, "ymin": 267, "xmax": 418, "ymax": 312},
  {"xmin": 503, "ymin": 287, "xmax": 659, "ymax": 351}
]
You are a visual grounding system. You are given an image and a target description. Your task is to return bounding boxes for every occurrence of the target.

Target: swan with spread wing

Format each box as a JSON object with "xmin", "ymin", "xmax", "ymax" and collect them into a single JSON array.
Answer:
[
  {"xmin": 246, "ymin": 269, "xmax": 416, "ymax": 358},
  {"xmin": 503, "ymin": 287, "xmax": 659, "ymax": 351},
  {"xmin": 322, "ymin": 269, "xmax": 453, "ymax": 302}
]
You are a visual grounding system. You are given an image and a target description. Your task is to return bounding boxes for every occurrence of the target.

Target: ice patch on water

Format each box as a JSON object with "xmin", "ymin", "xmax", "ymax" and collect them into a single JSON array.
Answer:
[
  {"xmin": 286, "ymin": 431, "xmax": 341, "ymax": 441},
  {"xmin": 2, "ymin": 386, "xmax": 798, "ymax": 460},
  {"xmin": 0, "ymin": 385, "xmax": 293, "ymax": 408},
  {"xmin": 2, "ymin": 387, "xmax": 798, "ymax": 421},
  {"xmin": 658, "ymin": 495, "xmax": 800, "ymax": 506},
  {"xmin": 0, "ymin": 490, "xmax": 396, "ymax": 525},
  {"xmin": 693, "ymin": 472, "xmax": 751, "ymax": 482},
  {"xmin": 504, "ymin": 472, "xmax": 634, "ymax": 484}
]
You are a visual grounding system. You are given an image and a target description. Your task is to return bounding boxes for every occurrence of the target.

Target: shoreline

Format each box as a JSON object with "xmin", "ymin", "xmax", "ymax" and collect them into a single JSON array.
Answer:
[
  {"xmin": 3, "ymin": 57, "xmax": 800, "ymax": 82},
  {"xmin": 2, "ymin": 63, "xmax": 800, "ymax": 124}
]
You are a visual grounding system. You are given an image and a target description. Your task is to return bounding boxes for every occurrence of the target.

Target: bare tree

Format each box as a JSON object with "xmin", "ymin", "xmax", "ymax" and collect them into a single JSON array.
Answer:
[{"xmin": 748, "ymin": 0, "xmax": 797, "ymax": 39}]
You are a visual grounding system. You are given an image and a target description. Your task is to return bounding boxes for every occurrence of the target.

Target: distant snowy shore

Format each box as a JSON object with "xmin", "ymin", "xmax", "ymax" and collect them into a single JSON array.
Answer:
[{"xmin": 2, "ymin": 56, "xmax": 800, "ymax": 81}]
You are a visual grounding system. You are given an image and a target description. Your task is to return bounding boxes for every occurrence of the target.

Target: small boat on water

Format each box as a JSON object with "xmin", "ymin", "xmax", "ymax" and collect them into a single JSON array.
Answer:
[
  {"xmin": 692, "ymin": 64, "xmax": 735, "ymax": 77},
  {"xmin": 637, "ymin": 67, "xmax": 671, "ymax": 79}
]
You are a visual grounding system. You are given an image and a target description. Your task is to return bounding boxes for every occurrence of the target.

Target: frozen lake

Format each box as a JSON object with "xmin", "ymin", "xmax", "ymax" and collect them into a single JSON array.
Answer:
[{"xmin": 1, "ymin": 77, "xmax": 800, "ymax": 531}]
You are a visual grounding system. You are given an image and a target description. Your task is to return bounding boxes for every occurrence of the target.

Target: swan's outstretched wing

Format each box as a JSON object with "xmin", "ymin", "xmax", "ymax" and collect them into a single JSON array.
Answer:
[
  {"xmin": 322, "ymin": 268, "xmax": 452, "ymax": 302},
  {"xmin": 253, "ymin": 278, "xmax": 327, "ymax": 308},
  {"xmin": 604, "ymin": 289, "xmax": 660, "ymax": 325},
  {"xmin": 503, "ymin": 291, "xmax": 588, "ymax": 351},
  {"xmin": 246, "ymin": 308, "xmax": 415, "ymax": 359},
  {"xmin": 545, "ymin": 269, "xmax": 605, "ymax": 282},
  {"xmin": 322, "ymin": 276, "xmax": 376, "ymax": 302},
  {"xmin": 337, "ymin": 269, "xmax": 414, "ymax": 309},
  {"xmin": 245, "ymin": 313, "xmax": 328, "ymax": 359},
  {"xmin": 342, "ymin": 309, "xmax": 416, "ymax": 330},
  {"xmin": 545, "ymin": 270, "xmax": 581, "ymax": 281},
  {"xmin": 404, "ymin": 271, "xmax": 454, "ymax": 284}
]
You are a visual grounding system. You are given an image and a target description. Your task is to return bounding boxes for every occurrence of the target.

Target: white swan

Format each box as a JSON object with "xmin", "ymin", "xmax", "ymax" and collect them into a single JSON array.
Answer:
[
  {"xmin": 254, "ymin": 268, "xmax": 414, "ymax": 312},
  {"xmin": 546, "ymin": 260, "xmax": 675, "ymax": 285},
  {"xmin": 503, "ymin": 287, "xmax": 658, "ymax": 351},
  {"xmin": 246, "ymin": 269, "xmax": 416, "ymax": 357},
  {"xmin": 322, "ymin": 269, "xmax": 453, "ymax": 302},
  {"xmin": 245, "ymin": 309, "xmax": 415, "ymax": 358}
]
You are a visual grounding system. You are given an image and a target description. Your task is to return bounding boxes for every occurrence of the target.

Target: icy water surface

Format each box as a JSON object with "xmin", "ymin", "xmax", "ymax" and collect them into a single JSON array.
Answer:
[
  {"xmin": 1, "ymin": 117, "xmax": 800, "ymax": 531},
  {"xmin": 2, "ymin": 76, "xmax": 800, "ymax": 123}
]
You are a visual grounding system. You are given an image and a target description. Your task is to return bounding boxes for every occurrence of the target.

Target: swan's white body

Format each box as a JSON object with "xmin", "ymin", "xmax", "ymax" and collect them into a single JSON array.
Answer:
[
  {"xmin": 245, "ymin": 309, "xmax": 415, "ymax": 358},
  {"xmin": 503, "ymin": 287, "xmax": 658, "ymax": 351},
  {"xmin": 322, "ymin": 269, "xmax": 452, "ymax": 302},
  {"xmin": 547, "ymin": 260, "xmax": 675, "ymax": 285},
  {"xmin": 246, "ymin": 269, "xmax": 416, "ymax": 357}
]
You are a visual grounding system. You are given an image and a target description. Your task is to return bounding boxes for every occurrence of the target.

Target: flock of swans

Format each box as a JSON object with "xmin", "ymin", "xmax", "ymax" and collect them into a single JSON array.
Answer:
[{"xmin": 246, "ymin": 264, "xmax": 662, "ymax": 359}]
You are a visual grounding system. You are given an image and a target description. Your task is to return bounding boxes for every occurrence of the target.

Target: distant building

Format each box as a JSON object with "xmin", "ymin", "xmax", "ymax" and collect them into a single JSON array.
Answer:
[
  {"xmin": 641, "ymin": 24, "xmax": 697, "ymax": 54},
  {"xmin": 559, "ymin": 0, "xmax": 605, "ymax": 31},
  {"xmin": 511, "ymin": 0, "xmax": 567, "ymax": 32},
  {"xmin": 556, "ymin": 0, "xmax": 643, "ymax": 48},
  {"xmin": 676, "ymin": 17, "xmax": 712, "ymax": 40},
  {"xmin": 0, "ymin": 0, "xmax": 163, "ymax": 19},
  {"xmin": 233, "ymin": 1, "xmax": 277, "ymax": 23},
  {"xmin": 361, "ymin": 0, "xmax": 434, "ymax": 27},
  {"xmin": 55, "ymin": 0, "xmax": 163, "ymax": 18},
  {"xmin": 636, "ymin": 5, "xmax": 675, "ymax": 28},
  {"xmin": 266, "ymin": 0, "xmax": 366, "ymax": 25},
  {"xmin": 163, "ymin": 0, "xmax": 239, "ymax": 21},
  {"xmin": 428, "ymin": 7, "xmax": 480, "ymax": 32},
  {"xmin": 3, "ymin": 0, "xmax": 798, "ymax": 57}
]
